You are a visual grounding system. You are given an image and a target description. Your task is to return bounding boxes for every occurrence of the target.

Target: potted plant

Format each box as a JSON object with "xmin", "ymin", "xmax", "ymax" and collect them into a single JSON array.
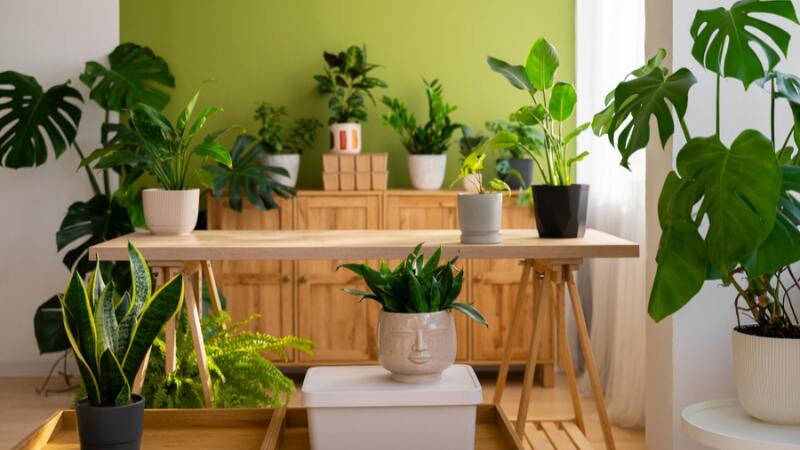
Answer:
[
  {"xmin": 313, "ymin": 45, "xmax": 387, "ymax": 154},
  {"xmin": 339, "ymin": 245, "xmax": 487, "ymax": 383},
  {"xmin": 486, "ymin": 120, "xmax": 544, "ymax": 190},
  {"xmin": 60, "ymin": 242, "xmax": 183, "ymax": 449},
  {"xmin": 487, "ymin": 38, "xmax": 591, "ymax": 237},
  {"xmin": 451, "ymin": 148, "xmax": 511, "ymax": 244},
  {"xmin": 594, "ymin": 0, "xmax": 800, "ymax": 424},
  {"xmin": 457, "ymin": 125, "xmax": 487, "ymax": 192},
  {"xmin": 383, "ymin": 79, "xmax": 461, "ymax": 190},
  {"xmin": 252, "ymin": 102, "xmax": 322, "ymax": 188}
]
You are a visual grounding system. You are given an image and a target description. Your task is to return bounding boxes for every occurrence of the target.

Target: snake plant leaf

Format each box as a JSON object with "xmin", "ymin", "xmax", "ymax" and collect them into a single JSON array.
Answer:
[
  {"xmin": 99, "ymin": 349, "xmax": 128, "ymax": 406},
  {"xmin": 609, "ymin": 68, "xmax": 697, "ymax": 168},
  {"xmin": 62, "ymin": 271, "xmax": 100, "ymax": 379},
  {"xmin": 676, "ymin": 132, "xmax": 781, "ymax": 274},
  {"xmin": 450, "ymin": 302, "xmax": 488, "ymax": 327},
  {"xmin": 486, "ymin": 56, "xmax": 535, "ymax": 91},
  {"xmin": 86, "ymin": 262, "xmax": 106, "ymax": 303},
  {"xmin": 126, "ymin": 241, "xmax": 152, "ymax": 320},
  {"xmin": 59, "ymin": 291, "xmax": 101, "ymax": 405},
  {"xmin": 690, "ymin": 0, "xmax": 798, "ymax": 88},
  {"xmin": 548, "ymin": 82, "xmax": 577, "ymax": 121},
  {"xmin": 525, "ymin": 37, "xmax": 559, "ymax": 91},
  {"xmin": 80, "ymin": 43, "xmax": 175, "ymax": 112},
  {"xmin": 0, "ymin": 71, "xmax": 82, "ymax": 168},
  {"xmin": 649, "ymin": 220, "xmax": 707, "ymax": 321},
  {"xmin": 95, "ymin": 282, "xmax": 118, "ymax": 359}
]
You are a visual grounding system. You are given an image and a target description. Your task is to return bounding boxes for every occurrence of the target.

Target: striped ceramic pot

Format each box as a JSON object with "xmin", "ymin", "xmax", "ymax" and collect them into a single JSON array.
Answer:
[{"xmin": 329, "ymin": 123, "xmax": 361, "ymax": 154}]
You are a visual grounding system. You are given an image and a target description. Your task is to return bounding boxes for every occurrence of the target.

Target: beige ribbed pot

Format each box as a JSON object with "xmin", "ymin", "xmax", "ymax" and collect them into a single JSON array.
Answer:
[
  {"xmin": 733, "ymin": 328, "xmax": 800, "ymax": 424},
  {"xmin": 377, "ymin": 310, "xmax": 456, "ymax": 384},
  {"xmin": 142, "ymin": 188, "xmax": 199, "ymax": 235}
]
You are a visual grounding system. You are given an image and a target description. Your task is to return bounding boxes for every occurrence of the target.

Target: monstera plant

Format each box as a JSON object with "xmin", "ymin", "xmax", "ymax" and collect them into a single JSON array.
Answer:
[{"xmin": 595, "ymin": 0, "xmax": 800, "ymax": 425}]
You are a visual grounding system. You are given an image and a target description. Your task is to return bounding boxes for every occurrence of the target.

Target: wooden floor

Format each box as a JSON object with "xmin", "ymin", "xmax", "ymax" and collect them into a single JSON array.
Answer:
[{"xmin": 0, "ymin": 371, "xmax": 644, "ymax": 450}]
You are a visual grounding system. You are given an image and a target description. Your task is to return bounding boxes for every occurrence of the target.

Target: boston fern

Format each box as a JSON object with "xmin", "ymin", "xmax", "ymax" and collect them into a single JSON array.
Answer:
[
  {"xmin": 314, "ymin": 45, "xmax": 387, "ymax": 124},
  {"xmin": 382, "ymin": 79, "xmax": 461, "ymax": 155},
  {"xmin": 339, "ymin": 245, "xmax": 488, "ymax": 326}
]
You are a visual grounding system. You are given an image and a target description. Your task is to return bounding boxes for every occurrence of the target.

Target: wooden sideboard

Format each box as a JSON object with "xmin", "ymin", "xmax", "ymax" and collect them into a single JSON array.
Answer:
[{"xmin": 206, "ymin": 190, "xmax": 556, "ymax": 385}]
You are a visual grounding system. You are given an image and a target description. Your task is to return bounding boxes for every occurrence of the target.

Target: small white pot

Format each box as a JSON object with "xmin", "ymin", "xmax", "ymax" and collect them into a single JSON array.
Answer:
[
  {"xmin": 329, "ymin": 122, "xmax": 361, "ymax": 154},
  {"xmin": 142, "ymin": 188, "xmax": 199, "ymax": 235},
  {"xmin": 263, "ymin": 153, "xmax": 300, "ymax": 187},
  {"xmin": 408, "ymin": 154, "xmax": 447, "ymax": 190},
  {"xmin": 457, "ymin": 193, "xmax": 503, "ymax": 244},
  {"xmin": 377, "ymin": 310, "xmax": 456, "ymax": 383},
  {"xmin": 733, "ymin": 328, "xmax": 800, "ymax": 424},
  {"xmin": 462, "ymin": 173, "xmax": 482, "ymax": 192}
]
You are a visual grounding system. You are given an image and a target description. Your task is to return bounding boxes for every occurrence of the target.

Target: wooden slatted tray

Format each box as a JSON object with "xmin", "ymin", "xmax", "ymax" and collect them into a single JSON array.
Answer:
[
  {"xmin": 14, "ymin": 404, "xmax": 526, "ymax": 450},
  {"xmin": 520, "ymin": 419, "xmax": 593, "ymax": 450}
]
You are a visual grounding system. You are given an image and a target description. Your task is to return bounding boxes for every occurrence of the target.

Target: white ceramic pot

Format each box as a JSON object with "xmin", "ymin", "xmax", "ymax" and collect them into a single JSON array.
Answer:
[
  {"xmin": 264, "ymin": 153, "xmax": 300, "ymax": 187},
  {"xmin": 733, "ymin": 328, "xmax": 800, "ymax": 424},
  {"xmin": 377, "ymin": 310, "xmax": 456, "ymax": 383},
  {"xmin": 142, "ymin": 188, "xmax": 199, "ymax": 236},
  {"xmin": 329, "ymin": 122, "xmax": 361, "ymax": 154},
  {"xmin": 408, "ymin": 154, "xmax": 447, "ymax": 190},
  {"xmin": 461, "ymin": 173, "xmax": 482, "ymax": 192},
  {"xmin": 457, "ymin": 193, "xmax": 503, "ymax": 244}
]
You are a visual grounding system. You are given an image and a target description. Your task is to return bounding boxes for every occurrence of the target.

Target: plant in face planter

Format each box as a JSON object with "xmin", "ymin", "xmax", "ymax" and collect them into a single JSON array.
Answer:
[
  {"xmin": 594, "ymin": 0, "xmax": 800, "ymax": 424},
  {"xmin": 314, "ymin": 45, "xmax": 387, "ymax": 154},
  {"xmin": 487, "ymin": 38, "xmax": 591, "ymax": 237},
  {"xmin": 486, "ymin": 120, "xmax": 544, "ymax": 190},
  {"xmin": 339, "ymin": 245, "xmax": 486, "ymax": 383},
  {"xmin": 457, "ymin": 126, "xmax": 487, "ymax": 192},
  {"xmin": 61, "ymin": 242, "xmax": 183, "ymax": 449},
  {"xmin": 451, "ymin": 148, "xmax": 511, "ymax": 244},
  {"xmin": 382, "ymin": 79, "xmax": 461, "ymax": 190}
]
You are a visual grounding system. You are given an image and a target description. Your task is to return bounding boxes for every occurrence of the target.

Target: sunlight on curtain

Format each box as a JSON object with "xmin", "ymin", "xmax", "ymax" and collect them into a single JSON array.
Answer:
[{"xmin": 575, "ymin": 0, "xmax": 646, "ymax": 428}]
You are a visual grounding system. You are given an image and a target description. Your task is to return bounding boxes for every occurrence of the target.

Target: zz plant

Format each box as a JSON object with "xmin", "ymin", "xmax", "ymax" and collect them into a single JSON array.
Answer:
[
  {"xmin": 253, "ymin": 102, "xmax": 322, "ymax": 154},
  {"xmin": 314, "ymin": 45, "xmax": 387, "ymax": 124}
]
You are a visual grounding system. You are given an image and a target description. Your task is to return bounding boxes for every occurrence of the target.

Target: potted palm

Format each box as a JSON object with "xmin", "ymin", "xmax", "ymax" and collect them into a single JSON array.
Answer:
[
  {"xmin": 314, "ymin": 45, "xmax": 387, "ymax": 154},
  {"xmin": 61, "ymin": 242, "xmax": 183, "ymax": 449},
  {"xmin": 383, "ymin": 79, "xmax": 460, "ymax": 190},
  {"xmin": 486, "ymin": 120, "xmax": 543, "ymax": 190},
  {"xmin": 595, "ymin": 0, "xmax": 800, "ymax": 424},
  {"xmin": 451, "ymin": 148, "xmax": 511, "ymax": 244},
  {"xmin": 253, "ymin": 102, "xmax": 322, "ymax": 188},
  {"xmin": 457, "ymin": 126, "xmax": 487, "ymax": 192},
  {"xmin": 339, "ymin": 245, "xmax": 487, "ymax": 383},
  {"xmin": 487, "ymin": 39, "xmax": 590, "ymax": 237}
]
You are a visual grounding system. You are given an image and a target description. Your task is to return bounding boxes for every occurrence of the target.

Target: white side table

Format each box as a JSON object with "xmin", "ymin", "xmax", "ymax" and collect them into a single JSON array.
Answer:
[{"xmin": 681, "ymin": 399, "xmax": 800, "ymax": 450}]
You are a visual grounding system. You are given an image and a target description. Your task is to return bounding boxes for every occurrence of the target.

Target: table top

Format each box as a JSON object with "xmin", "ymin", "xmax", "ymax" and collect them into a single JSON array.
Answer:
[
  {"xmin": 89, "ymin": 229, "xmax": 639, "ymax": 262},
  {"xmin": 681, "ymin": 399, "xmax": 800, "ymax": 450}
]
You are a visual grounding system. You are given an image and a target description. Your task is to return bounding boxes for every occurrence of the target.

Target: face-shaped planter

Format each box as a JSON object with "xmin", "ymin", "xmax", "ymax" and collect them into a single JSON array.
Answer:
[{"xmin": 377, "ymin": 310, "xmax": 456, "ymax": 383}]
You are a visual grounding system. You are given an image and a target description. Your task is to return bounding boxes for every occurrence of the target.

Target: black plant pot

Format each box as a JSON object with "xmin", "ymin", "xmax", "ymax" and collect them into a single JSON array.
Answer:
[
  {"xmin": 500, "ymin": 159, "xmax": 533, "ymax": 190},
  {"xmin": 76, "ymin": 394, "xmax": 145, "ymax": 450},
  {"xmin": 531, "ymin": 184, "xmax": 589, "ymax": 238}
]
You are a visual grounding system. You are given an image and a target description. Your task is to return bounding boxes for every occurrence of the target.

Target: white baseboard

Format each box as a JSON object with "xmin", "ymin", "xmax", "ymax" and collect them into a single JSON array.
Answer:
[{"xmin": 0, "ymin": 356, "xmax": 76, "ymax": 377}]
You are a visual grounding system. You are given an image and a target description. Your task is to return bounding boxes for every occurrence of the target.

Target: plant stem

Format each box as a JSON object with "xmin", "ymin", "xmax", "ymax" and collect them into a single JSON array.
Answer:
[
  {"xmin": 715, "ymin": 74, "xmax": 720, "ymax": 137},
  {"xmin": 73, "ymin": 142, "xmax": 102, "ymax": 195},
  {"xmin": 771, "ymin": 77, "xmax": 776, "ymax": 148},
  {"xmin": 781, "ymin": 125, "xmax": 794, "ymax": 151},
  {"xmin": 678, "ymin": 116, "xmax": 691, "ymax": 143},
  {"xmin": 103, "ymin": 170, "xmax": 110, "ymax": 196}
]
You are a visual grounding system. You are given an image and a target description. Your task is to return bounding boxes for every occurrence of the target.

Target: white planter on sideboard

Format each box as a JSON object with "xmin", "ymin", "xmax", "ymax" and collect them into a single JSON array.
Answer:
[
  {"xmin": 408, "ymin": 154, "xmax": 447, "ymax": 190},
  {"xmin": 264, "ymin": 153, "xmax": 300, "ymax": 187},
  {"xmin": 329, "ymin": 122, "xmax": 361, "ymax": 154},
  {"xmin": 142, "ymin": 188, "xmax": 199, "ymax": 235}
]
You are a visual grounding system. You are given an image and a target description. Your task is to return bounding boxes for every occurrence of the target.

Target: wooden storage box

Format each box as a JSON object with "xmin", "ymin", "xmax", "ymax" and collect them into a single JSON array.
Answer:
[{"xmin": 322, "ymin": 153, "xmax": 389, "ymax": 191}]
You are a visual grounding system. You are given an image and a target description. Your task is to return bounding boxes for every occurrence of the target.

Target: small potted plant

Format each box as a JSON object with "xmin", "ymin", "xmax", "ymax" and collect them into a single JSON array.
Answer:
[
  {"xmin": 451, "ymin": 148, "xmax": 511, "ymax": 244},
  {"xmin": 313, "ymin": 45, "xmax": 387, "ymax": 154},
  {"xmin": 60, "ymin": 242, "xmax": 183, "ymax": 450},
  {"xmin": 339, "ymin": 245, "xmax": 487, "ymax": 383},
  {"xmin": 383, "ymin": 79, "xmax": 460, "ymax": 190},
  {"xmin": 487, "ymin": 39, "xmax": 590, "ymax": 237},
  {"xmin": 253, "ymin": 102, "xmax": 322, "ymax": 188},
  {"xmin": 486, "ymin": 120, "xmax": 543, "ymax": 190},
  {"xmin": 457, "ymin": 126, "xmax": 487, "ymax": 192}
]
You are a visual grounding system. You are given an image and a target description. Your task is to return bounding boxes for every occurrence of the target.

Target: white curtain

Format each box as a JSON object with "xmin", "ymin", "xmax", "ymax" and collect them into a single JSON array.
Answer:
[{"xmin": 574, "ymin": 0, "xmax": 647, "ymax": 427}]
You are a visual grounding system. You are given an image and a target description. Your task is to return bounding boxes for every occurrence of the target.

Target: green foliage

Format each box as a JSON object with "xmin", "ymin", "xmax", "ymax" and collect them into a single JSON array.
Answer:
[
  {"xmin": 451, "ymin": 136, "xmax": 510, "ymax": 195},
  {"xmin": 457, "ymin": 126, "xmax": 487, "ymax": 159},
  {"xmin": 485, "ymin": 120, "xmax": 543, "ymax": 160},
  {"xmin": 60, "ymin": 242, "xmax": 184, "ymax": 406},
  {"xmin": 314, "ymin": 45, "xmax": 387, "ymax": 124},
  {"xmin": 382, "ymin": 79, "xmax": 461, "ymax": 155},
  {"xmin": 253, "ymin": 102, "xmax": 322, "ymax": 155},
  {"xmin": 339, "ymin": 245, "xmax": 488, "ymax": 327},
  {"xmin": 142, "ymin": 311, "xmax": 312, "ymax": 408}
]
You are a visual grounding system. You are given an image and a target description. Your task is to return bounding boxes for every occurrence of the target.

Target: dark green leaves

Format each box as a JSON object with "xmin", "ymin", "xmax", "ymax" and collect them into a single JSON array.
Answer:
[
  {"xmin": 486, "ymin": 57, "xmax": 534, "ymax": 91},
  {"xmin": 0, "ymin": 71, "xmax": 82, "ymax": 168},
  {"xmin": 649, "ymin": 221, "xmax": 707, "ymax": 321},
  {"xmin": 525, "ymin": 38, "xmax": 559, "ymax": 91},
  {"xmin": 690, "ymin": 0, "xmax": 798, "ymax": 88},
  {"xmin": 314, "ymin": 45, "xmax": 386, "ymax": 124}
]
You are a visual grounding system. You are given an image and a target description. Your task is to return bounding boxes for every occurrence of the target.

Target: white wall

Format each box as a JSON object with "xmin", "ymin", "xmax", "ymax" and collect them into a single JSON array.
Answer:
[{"xmin": 0, "ymin": 0, "xmax": 119, "ymax": 375}]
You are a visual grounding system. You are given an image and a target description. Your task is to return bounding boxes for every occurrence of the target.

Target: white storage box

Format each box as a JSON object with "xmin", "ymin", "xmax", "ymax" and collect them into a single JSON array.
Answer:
[{"xmin": 302, "ymin": 364, "xmax": 482, "ymax": 450}]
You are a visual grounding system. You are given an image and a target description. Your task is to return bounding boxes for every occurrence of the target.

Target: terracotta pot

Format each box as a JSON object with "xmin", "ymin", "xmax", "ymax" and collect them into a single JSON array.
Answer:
[
  {"xmin": 329, "ymin": 123, "xmax": 361, "ymax": 154},
  {"xmin": 142, "ymin": 188, "xmax": 199, "ymax": 235},
  {"xmin": 264, "ymin": 153, "xmax": 300, "ymax": 187},
  {"xmin": 377, "ymin": 310, "xmax": 456, "ymax": 383},
  {"xmin": 457, "ymin": 193, "xmax": 502, "ymax": 244},
  {"xmin": 408, "ymin": 154, "xmax": 447, "ymax": 190},
  {"xmin": 76, "ymin": 394, "xmax": 145, "ymax": 450}
]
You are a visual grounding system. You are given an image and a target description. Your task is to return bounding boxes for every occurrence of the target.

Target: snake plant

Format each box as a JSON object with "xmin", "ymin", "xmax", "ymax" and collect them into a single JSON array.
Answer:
[{"xmin": 60, "ymin": 242, "xmax": 184, "ymax": 406}]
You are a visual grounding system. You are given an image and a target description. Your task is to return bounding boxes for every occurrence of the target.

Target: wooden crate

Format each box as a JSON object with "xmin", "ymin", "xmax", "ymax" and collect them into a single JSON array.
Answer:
[{"xmin": 322, "ymin": 153, "xmax": 388, "ymax": 191}]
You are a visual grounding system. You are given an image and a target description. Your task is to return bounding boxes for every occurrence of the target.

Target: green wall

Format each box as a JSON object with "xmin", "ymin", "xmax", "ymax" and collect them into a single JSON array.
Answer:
[{"xmin": 121, "ymin": 0, "xmax": 575, "ymax": 189}]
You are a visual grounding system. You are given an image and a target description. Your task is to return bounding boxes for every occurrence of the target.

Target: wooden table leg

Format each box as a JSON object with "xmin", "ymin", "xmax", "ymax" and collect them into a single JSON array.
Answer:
[
  {"xmin": 555, "ymin": 266, "xmax": 585, "ymax": 434},
  {"xmin": 184, "ymin": 264, "xmax": 214, "ymax": 407},
  {"xmin": 494, "ymin": 260, "xmax": 532, "ymax": 405},
  {"xmin": 567, "ymin": 269, "xmax": 615, "ymax": 450}
]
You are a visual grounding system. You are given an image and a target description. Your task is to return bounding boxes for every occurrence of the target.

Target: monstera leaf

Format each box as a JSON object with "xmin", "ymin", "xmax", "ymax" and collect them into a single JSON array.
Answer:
[
  {"xmin": 747, "ymin": 165, "xmax": 800, "ymax": 276},
  {"xmin": 690, "ymin": 0, "xmax": 798, "ymax": 88},
  {"xmin": 0, "ymin": 71, "xmax": 83, "ymax": 168},
  {"xmin": 80, "ymin": 43, "xmax": 175, "ymax": 112}
]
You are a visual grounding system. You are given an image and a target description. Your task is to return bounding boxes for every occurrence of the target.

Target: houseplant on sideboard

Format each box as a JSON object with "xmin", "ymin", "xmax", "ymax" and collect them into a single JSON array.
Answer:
[
  {"xmin": 457, "ymin": 125, "xmax": 487, "ymax": 192},
  {"xmin": 314, "ymin": 45, "xmax": 387, "ymax": 154},
  {"xmin": 487, "ymin": 38, "xmax": 591, "ymax": 237},
  {"xmin": 594, "ymin": 0, "xmax": 800, "ymax": 424},
  {"xmin": 486, "ymin": 120, "xmax": 544, "ymax": 190},
  {"xmin": 383, "ymin": 79, "xmax": 461, "ymax": 190},
  {"xmin": 61, "ymin": 242, "xmax": 183, "ymax": 449},
  {"xmin": 451, "ymin": 148, "xmax": 511, "ymax": 244},
  {"xmin": 340, "ymin": 245, "xmax": 487, "ymax": 383}
]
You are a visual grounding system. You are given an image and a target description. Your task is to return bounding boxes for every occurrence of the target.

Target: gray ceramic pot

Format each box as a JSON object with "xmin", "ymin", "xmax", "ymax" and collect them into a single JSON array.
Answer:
[
  {"xmin": 76, "ymin": 394, "xmax": 145, "ymax": 450},
  {"xmin": 377, "ymin": 310, "xmax": 456, "ymax": 383},
  {"xmin": 501, "ymin": 159, "xmax": 533, "ymax": 190},
  {"xmin": 457, "ymin": 193, "xmax": 503, "ymax": 244}
]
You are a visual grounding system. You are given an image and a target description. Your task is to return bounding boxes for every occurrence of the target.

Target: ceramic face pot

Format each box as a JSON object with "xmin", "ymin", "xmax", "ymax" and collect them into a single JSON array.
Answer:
[
  {"xmin": 408, "ymin": 154, "xmax": 447, "ymax": 190},
  {"xmin": 461, "ymin": 173, "xmax": 482, "ymax": 192},
  {"xmin": 457, "ymin": 193, "xmax": 502, "ymax": 244},
  {"xmin": 142, "ymin": 188, "xmax": 199, "ymax": 236},
  {"xmin": 733, "ymin": 328, "xmax": 800, "ymax": 424},
  {"xmin": 264, "ymin": 153, "xmax": 300, "ymax": 187},
  {"xmin": 531, "ymin": 184, "xmax": 589, "ymax": 238},
  {"xmin": 377, "ymin": 310, "xmax": 456, "ymax": 383},
  {"xmin": 329, "ymin": 123, "xmax": 361, "ymax": 154},
  {"xmin": 76, "ymin": 394, "xmax": 145, "ymax": 450}
]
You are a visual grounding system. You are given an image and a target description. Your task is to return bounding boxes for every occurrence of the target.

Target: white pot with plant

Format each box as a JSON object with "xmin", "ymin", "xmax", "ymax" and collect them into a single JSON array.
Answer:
[
  {"xmin": 457, "ymin": 125, "xmax": 487, "ymax": 192},
  {"xmin": 340, "ymin": 245, "xmax": 487, "ymax": 383},
  {"xmin": 314, "ymin": 45, "xmax": 387, "ymax": 154},
  {"xmin": 383, "ymin": 79, "xmax": 460, "ymax": 190},
  {"xmin": 595, "ymin": 0, "xmax": 800, "ymax": 425}
]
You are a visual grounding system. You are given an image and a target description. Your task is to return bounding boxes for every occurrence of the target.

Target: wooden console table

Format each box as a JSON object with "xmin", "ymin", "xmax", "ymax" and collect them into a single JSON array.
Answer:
[{"xmin": 90, "ymin": 228, "xmax": 638, "ymax": 449}]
